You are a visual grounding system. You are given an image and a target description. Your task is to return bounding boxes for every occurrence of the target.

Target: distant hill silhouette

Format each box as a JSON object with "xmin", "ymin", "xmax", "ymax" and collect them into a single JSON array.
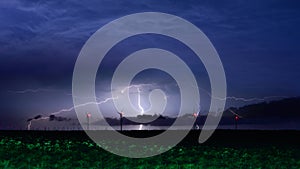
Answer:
[
  {"xmin": 224, "ymin": 97, "xmax": 300, "ymax": 118},
  {"xmin": 91, "ymin": 97, "xmax": 300, "ymax": 127}
]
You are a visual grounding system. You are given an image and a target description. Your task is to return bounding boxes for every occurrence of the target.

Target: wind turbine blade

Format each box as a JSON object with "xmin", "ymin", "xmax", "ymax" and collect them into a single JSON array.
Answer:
[{"xmin": 229, "ymin": 109, "xmax": 243, "ymax": 118}]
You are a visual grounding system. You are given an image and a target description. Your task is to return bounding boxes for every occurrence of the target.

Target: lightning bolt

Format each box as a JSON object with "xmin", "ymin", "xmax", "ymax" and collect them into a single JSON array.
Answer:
[
  {"xmin": 27, "ymin": 97, "xmax": 118, "ymax": 130},
  {"xmin": 120, "ymin": 84, "xmax": 153, "ymax": 94},
  {"xmin": 27, "ymin": 121, "xmax": 32, "ymax": 130},
  {"xmin": 8, "ymin": 88, "xmax": 59, "ymax": 94},
  {"xmin": 120, "ymin": 84, "xmax": 155, "ymax": 115},
  {"xmin": 18, "ymin": 84, "xmax": 156, "ymax": 130},
  {"xmin": 220, "ymin": 96, "xmax": 288, "ymax": 102},
  {"xmin": 27, "ymin": 117, "xmax": 50, "ymax": 130},
  {"xmin": 51, "ymin": 97, "xmax": 117, "ymax": 115},
  {"xmin": 195, "ymin": 86, "xmax": 289, "ymax": 103},
  {"xmin": 137, "ymin": 87, "xmax": 144, "ymax": 115},
  {"xmin": 68, "ymin": 95, "xmax": 103, "ymax": 101},
  {"xmin": 26, "ymin": 84, "xmax": 147, "ymax": 130},
  {"xmin": 139, "ymin": 124, "xmax": 143, "ymax": 130},
  {"xmin": 121, "ymin": 85, "xmax": 141, "ymax": 94},
  {"xmin": 25, "ymin": 83, "xmax": 155, "ymax": 130}
]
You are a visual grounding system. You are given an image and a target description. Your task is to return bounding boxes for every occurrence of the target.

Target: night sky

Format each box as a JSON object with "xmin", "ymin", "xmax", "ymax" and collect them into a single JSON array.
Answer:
[{"xmin": 1, "ymin": 0, "xmax": 300, "ymax": 129}]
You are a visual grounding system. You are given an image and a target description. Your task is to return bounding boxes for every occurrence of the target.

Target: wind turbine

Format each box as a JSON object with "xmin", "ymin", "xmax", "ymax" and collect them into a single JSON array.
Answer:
[
  {"xmin": 117, "ymin": 110, "xmax": 124, "ymax": 131},
  {"xmin": 229, "ymin": 109, "xmax": 243, "ymax": 130},
  {"xmin": 193, "ymin": 108, "xmax": 200, "ymax": 130},
  {"xmin": 86, "ymin": 112, "xmax": 91, "ymax": 130}
]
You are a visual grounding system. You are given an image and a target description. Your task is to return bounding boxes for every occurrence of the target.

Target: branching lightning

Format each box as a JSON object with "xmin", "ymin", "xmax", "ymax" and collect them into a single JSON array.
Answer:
[
  {"xmin": 121, "ymin": 84, "xmax": 142, "ymax": 94},
  {"xmin": 8, "ymin": 88, "xmax": 59, "ymax": 94},
  {"xmin": 196, "ymin": 86, "xmax": 289, "ymax": 103},
  {"xmin": 23, "ymin": 83, "xmax": 288, "ymax": 130},
  {"xmin": 220, "ymin": 95, "xmax": 288, "ymax": 102},
  {"xmin": 27, "ymin": 117, "xmax": 49, "ymax": 130},
  {"xmin": 27, "ymin": 97, "xmax": 118, "ymax": 130},
  {"xmin": 120, "ymin": 84, "xmax": 153, "ymax": 115},
  {"xmin": 51, "ymin": 97, "xmax": 118, "ymax": 115},
  {"xmin": 26, "ymin": 84, "xmax": 154, "ymax": 130},
  {"xmin": 120, "ymin": 84, "xmax": 153, "ymax": 94}
]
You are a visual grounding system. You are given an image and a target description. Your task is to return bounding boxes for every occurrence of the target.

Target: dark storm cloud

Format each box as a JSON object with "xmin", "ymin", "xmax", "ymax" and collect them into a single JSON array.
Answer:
[
  {"xmin": 1, "ymin": 0, "xmax": 299, "ymax": 92},
  {"xmin": 0, "ymin": 0, "xmax": 163, "ymax": 89}
]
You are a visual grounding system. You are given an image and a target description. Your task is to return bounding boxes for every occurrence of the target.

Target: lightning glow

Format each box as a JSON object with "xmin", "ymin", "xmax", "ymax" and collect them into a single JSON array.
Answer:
[
  {"xmin": 137, "ymin": 87, "xmax": 144, "ymax": 115},
  {"xmin": 51, "ymin": 97, "xmax": 117, "ymax": 115},
  {"xmin": 120, "ymin": 84, "xmax": 154, "ymax": 115},
  {"xmin": 27, "ymin": 121, "xmax": 32, "ymax": 130},
  {"xmin": 26, "ymin": 84, "xmax": 155, "ymax": 130},
  {"xmin": 138, "ymin": 124, "xmax": 143, "ymax": 130},
  {"xmin": 27, "ymin": 97, "xmax": 117, "ymax": 130},
  {"xmin": 222, "ymin": 96, "xmax": 289, "ymax": 102},
  {"xmin": 121, "ymin": 84, "xmax": 142, "ymax": 94},
  {"xmin": 22, "ymin": 83, "xmax": 289, "ymax": 130},
  {"xmin": 27, "ymin": 116, "xmax": 49, "ymax": 130},
  {"xmin": 196, "ymin": 86, "xmax": 289, "ymax": 102},
  {"xmin": 120, "ymin": 84, "xmax": 154, "ymax": 94},
  {"xmin": 26, "ymin": 84, "xmax": 152, "ymax": 130},
  {"xmin": 8, "ymin": 88, "xmax": 59, "ymax": 94}
]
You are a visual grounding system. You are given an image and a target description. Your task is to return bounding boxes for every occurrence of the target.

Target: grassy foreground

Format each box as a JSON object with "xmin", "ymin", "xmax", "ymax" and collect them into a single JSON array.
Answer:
[{"xmin": 0, "ymin": 130, "xmax": 300, "ymax": 168}]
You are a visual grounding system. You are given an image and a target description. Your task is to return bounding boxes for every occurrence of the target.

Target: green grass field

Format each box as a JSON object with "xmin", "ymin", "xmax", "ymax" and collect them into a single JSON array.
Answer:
[{"xmin": 0, "ymin": 131, "xmax": 300, "ymax": 168}]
